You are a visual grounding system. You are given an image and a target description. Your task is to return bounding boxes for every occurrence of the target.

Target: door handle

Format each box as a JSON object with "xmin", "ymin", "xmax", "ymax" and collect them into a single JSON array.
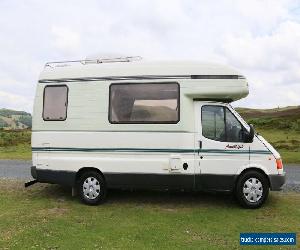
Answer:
[{"xmin": 198, "ymin": 140, "xmax": 202, "ymax": 155}]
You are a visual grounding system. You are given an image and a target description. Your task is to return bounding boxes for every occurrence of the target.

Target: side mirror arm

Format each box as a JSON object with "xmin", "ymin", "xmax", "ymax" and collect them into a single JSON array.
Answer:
[{"xmin": 244, "ymin": 124, "xmax": 255, "ymax": 143}]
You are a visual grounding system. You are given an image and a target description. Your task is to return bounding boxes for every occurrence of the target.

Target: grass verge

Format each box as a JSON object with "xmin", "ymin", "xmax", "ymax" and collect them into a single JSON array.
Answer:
[
  {"xmin": 0, "ymin": 180, "xmax": 299, "ymax": 249},
  {"xmin": 0, "ymin": 144, "xmax": 31, "ymax": 160}
]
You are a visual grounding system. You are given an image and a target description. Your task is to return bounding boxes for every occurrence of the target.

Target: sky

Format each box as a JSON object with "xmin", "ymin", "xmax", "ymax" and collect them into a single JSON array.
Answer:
[{"xmin": 0, "ymin": 0, "xmax": 299, "ymax": 112}]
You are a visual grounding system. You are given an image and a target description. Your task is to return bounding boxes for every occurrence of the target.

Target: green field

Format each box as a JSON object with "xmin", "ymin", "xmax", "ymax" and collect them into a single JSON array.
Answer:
[{"xmin": 0, "ymin": 180, "xmax": 299, "ymax": 249}]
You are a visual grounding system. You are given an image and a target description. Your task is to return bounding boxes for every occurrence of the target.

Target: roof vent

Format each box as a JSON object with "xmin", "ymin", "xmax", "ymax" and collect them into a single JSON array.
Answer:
[{"xmin": 45, "ymin": 56, "xmax": 142, "ymax": 68}]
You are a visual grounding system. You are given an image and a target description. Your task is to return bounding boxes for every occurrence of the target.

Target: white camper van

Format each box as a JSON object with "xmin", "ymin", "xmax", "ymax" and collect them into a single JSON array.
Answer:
[{"xmin": 29, "ymin": 57, "xmax": 285, "ymax": 208}]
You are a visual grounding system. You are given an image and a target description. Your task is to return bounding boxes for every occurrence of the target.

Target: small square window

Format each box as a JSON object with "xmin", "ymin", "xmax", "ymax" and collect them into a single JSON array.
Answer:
[{"xmin": 43, "ymin": 85, "xmax": 68, "ymax": 121}]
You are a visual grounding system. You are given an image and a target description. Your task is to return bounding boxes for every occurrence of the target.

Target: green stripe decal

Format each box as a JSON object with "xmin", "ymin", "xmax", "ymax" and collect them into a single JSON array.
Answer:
[{"xmin": 31, "ymin": 147, "xmax": 270, "ymax": 154}]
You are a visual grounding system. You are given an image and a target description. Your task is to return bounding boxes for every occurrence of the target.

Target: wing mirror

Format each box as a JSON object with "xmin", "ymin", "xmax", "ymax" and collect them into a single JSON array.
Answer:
[{"xmin": 244, "ymin": 124, "xmax": 255, "ymax": 143}]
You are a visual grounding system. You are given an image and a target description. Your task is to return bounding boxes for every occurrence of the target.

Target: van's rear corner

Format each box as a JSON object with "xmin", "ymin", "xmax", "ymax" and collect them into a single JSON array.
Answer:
[{"xmin": 24, "ymin": 148, "xmax": 39, "ymax": 187}]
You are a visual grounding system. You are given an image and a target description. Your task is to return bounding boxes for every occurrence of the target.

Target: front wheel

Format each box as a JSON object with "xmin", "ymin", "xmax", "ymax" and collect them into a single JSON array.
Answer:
[
  {"xmin": 78, "ymin": 171, "xmax": 107, "ymax": 205},
  {"xmin": 235, "ymin": 170, "xmax": 269, "ymax": 209}
]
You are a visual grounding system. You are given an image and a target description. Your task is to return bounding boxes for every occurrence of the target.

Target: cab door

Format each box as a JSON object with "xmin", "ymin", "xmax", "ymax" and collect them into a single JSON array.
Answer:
[{"xmin": 194, "ymin": 102, "xmax": 250, "ymax": 191}]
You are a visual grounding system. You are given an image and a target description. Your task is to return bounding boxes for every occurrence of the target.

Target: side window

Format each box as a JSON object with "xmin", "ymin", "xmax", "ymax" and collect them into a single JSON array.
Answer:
[
  {"xmin": 225, "ymin": 108, "xmax": 243, "ymax": 142},
  {"xmin": 202, "ymin": 105, "xmax": 244, "ymax": 142},
  {"xmin": 202, "ymin": 106, "xmax": 226, "ymax": 141},
  {"xmin": 109, "ymin": 83, "xmax": 179, "ymax": 123},
  {"xmin": 43, "ymin": 85, "xmax": 68, "ymax": 121}
]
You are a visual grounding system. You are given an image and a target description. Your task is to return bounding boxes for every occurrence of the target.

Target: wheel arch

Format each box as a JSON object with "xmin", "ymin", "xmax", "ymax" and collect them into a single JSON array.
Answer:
[
  {"xmin": 75, "ymin": 167, "xmax": 106, "ymax": 184},
  {"xmin": 235, "ymin": 167, "xmax": 270, "ymax": 189}
]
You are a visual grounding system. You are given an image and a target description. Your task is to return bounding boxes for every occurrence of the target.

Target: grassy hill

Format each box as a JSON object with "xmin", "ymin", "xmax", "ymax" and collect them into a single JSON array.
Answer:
[
  {"xmin": 237, "ymin": 105, "xmax": 300, "ymax": 163},
  {"xmin": 0, "ymin": 108, "xmax": 32, "ymax": 129},
  {"xmin": 237, "ymin": 106, "xmax": 300, "ymax": 130}
]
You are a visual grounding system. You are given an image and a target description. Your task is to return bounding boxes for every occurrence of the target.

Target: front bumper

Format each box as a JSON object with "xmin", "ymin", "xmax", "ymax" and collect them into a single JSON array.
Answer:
[{"xmin": 269, "ymin": 172, "xmax": 286, "ymax": 191}]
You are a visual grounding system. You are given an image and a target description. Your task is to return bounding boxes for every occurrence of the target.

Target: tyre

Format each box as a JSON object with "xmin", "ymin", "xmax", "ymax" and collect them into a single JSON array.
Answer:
[
  {"xmin": 78, "ymin": 171, "xmax": 107, "ymax": 205},
  {"xmin": 235, "ymin": 170, "xmax": 269, "ymax": 209}
]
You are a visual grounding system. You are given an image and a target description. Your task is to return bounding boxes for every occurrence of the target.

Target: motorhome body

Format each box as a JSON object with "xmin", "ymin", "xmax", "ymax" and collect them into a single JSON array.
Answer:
[{"xmin": 30, "ymin": 58, "xmax": 285, "ymax": 208}]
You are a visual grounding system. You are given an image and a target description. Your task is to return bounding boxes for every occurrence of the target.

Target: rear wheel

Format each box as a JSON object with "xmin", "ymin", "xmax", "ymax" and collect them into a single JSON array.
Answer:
[
  {"xmin": 235, "ymin": 170, "xmax": 269, "ymax": 209},
  {"xmin": 78, "ymin": 171, "xmax": 107, "ymax": 205}
]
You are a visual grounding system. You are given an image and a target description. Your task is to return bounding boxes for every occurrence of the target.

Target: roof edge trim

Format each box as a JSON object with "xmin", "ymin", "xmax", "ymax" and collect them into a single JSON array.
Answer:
[{"xmin": 39, "ymin": 74, "xmax": 246, "ymax": 83}]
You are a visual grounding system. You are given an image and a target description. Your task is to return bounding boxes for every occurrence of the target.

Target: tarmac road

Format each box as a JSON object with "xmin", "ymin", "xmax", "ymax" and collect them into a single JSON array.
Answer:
[{"xmin": 0, "ymin": 160, "xmax": 299, "ymax": 192}]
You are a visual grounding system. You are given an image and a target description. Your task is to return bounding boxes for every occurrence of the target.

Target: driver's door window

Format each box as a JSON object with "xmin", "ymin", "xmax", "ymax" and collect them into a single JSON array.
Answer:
[
  {"xmin": 225, "ymin": 108, "xmax": 243, "ymax": 142},
  {"xmin": 202, "ymin": 106, "xmax": 226, "ymax": 141},
  {"xmin": 202, "ymin": 105, "xmax": 244, "ymax": 142}
]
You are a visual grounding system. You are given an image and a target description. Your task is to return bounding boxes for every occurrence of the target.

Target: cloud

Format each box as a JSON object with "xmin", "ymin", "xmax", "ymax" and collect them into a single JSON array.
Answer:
[
  {"xmin": 220, "ymin": 21, "xmax": 300, "ymax": 71},
  {"xmin": 0, "ymin": 91, "xmax": 32, "ymax": 111},
  {"xmin": 51, "ymin": 26, "xmax": 81, "ymax": 55},
  {"xmin": 220, "ymin": 19, "xmax": 300, "ymax": 108},
  {"xmin": 235, "ymin": 82, "xmax": 300, "ymax": 108},
  {"xmin": 0, "ymin": 0, "xmax": 299, "ymax": 112}
]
